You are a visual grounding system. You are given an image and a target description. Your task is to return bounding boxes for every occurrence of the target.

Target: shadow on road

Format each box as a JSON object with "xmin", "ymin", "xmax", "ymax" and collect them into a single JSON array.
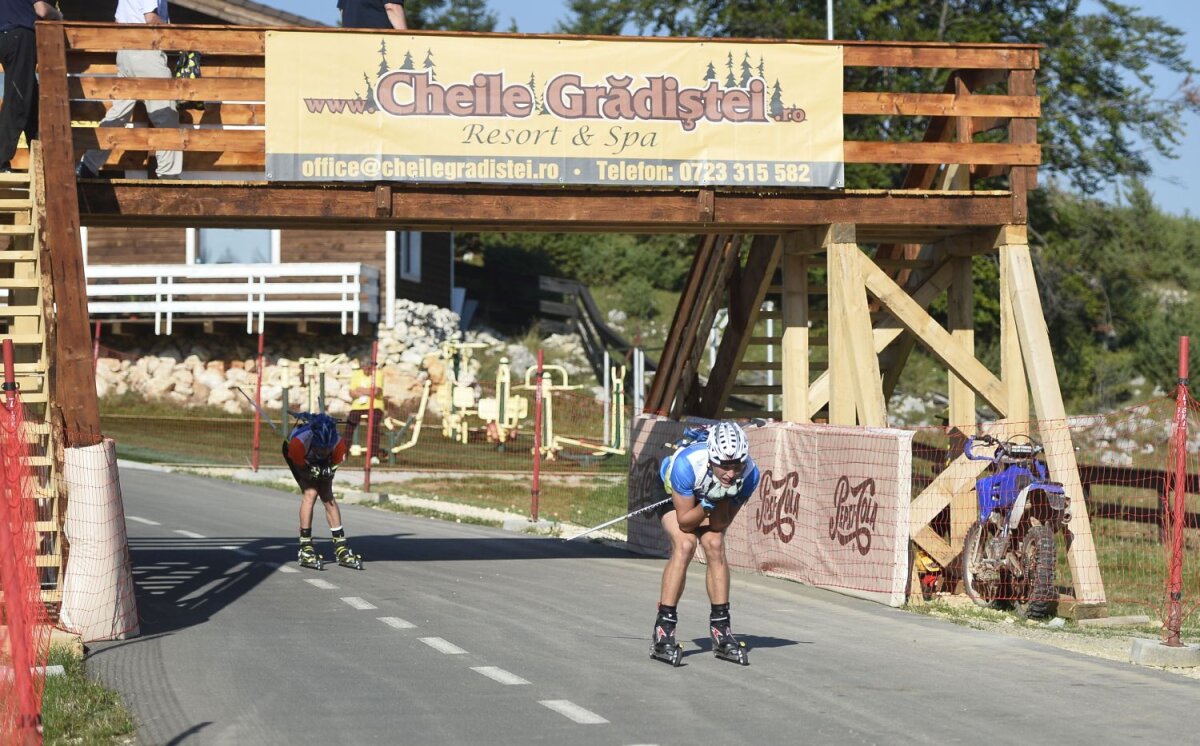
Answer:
[
  {"xmin": 685, "ymin": 634, "xmax": 805, "ymax": 655},
  {"xmin": 119, "ymin": 530, "xmax": 648, "ymax": 637}
]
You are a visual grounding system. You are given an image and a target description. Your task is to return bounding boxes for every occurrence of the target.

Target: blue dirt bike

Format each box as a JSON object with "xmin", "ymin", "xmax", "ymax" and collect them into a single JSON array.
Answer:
[{"xmin": 961, "ymin": 435, "xmax": 1070, "ymax": 619}]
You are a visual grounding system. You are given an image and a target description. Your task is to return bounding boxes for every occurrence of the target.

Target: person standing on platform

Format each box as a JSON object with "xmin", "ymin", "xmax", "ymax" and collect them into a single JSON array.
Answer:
[
  {"xmin": 0, "ymin": 0, "xmax": 63, "ymax": 172},
  {"xmin": 338, "ymin": 0, "xmax": 406, "ymax": 30}
]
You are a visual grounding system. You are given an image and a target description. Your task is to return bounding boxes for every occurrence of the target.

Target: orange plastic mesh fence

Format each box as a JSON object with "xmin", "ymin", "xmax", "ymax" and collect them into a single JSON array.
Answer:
[{"xmin": 1, "ymin": 391, "xmax": 51, "ymax": 743}]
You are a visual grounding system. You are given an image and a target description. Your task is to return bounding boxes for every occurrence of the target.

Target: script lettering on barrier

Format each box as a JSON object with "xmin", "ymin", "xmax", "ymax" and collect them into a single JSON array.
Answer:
[
  {"xmin": 828, "ymin": 476, "xmax": 879, "ymax": 556},
  {"xmin": 754, "ymin": 470, "xmax": 801, "ymax": 543}
]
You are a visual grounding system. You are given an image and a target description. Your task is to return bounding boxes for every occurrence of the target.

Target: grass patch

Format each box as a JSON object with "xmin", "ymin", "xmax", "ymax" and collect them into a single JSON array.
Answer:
[
  {"xmin": 42, "ymin": 645, "xmax": 135, "ymax": 745},
  {"xmin": 396, "ymin": 474, "xmax": 627, "ymax": 528}
]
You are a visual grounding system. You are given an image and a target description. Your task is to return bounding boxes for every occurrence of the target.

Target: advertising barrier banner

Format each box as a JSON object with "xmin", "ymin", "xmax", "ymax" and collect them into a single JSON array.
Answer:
[
  {"xmin": 628, "ymin": 416, "xmax": 913, "ymax": 607},
  {"xmin": 265, "ymin": 32, "xmax": 844, "ymax": 187}
]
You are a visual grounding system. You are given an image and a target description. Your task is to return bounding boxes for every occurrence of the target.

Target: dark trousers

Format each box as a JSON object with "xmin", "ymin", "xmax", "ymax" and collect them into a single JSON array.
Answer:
[
  {"xmin": 345, "ymin": 409, "xmax": 385, "ymax": 458},
  {"xmin": 0, "ymin": 27, "xmax": 38, "ymax": 170}
]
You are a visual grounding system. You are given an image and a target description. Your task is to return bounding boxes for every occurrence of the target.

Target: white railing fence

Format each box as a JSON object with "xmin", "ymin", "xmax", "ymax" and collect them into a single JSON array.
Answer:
[{"xmin": 86, "ymin": 263, "xmax": 380, "ymax": 335}]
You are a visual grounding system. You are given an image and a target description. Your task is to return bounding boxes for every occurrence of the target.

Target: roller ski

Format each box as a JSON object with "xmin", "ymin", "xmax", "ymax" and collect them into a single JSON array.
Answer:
[
  {"xmin": 649, "ymin": 609, "xmax": 683, "ymax": 667},
  {"xmin": 333, "ymin": 538, "xmax": 363, "ymax": 570},
  {"xmin": 710, "ymin": 621, "xmax": 749, "ymax": 666},
  {"xmin": 297, "ymin": 542, "xmax": 324, "ymax": 571}
]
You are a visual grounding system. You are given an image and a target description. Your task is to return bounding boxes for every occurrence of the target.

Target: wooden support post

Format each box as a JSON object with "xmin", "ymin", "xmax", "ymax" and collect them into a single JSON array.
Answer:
[
  {"xmin": 947, "ymin": 255, "xmax": 975, "ymax": 429},
  {"xmin": 999, "ymin": 234, "xmax": 1029, "ymax": 425},
  {"xmin": 1004, "ymin": 242, "xmax": 1106, "ymax": 606},
  {"xmin": 781, "ymin": 236, "xmax": 810, "ymax": 423},
  {"xmin": 826, "ymin": 226, "xmax": 886, "ymax": 426},
  {"xmin": 674, "ymin": 235, "xmax": 739, "ymax": 418},
  {"xmin": 37, "ymin": 22, "xmax": 102, "ymax": 446}
]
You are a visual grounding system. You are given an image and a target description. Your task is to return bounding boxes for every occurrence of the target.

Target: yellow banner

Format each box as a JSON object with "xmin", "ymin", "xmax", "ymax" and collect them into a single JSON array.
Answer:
[{"xmin": 266, "ymin": 31, "xmax": 843, "ymax": 188}]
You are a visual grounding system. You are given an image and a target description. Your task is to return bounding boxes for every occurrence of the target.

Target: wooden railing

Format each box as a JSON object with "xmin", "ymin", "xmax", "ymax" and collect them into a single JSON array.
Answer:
[{"xmin": 17, "ymin": 23, "xmax": 1039, "ymax": 191}]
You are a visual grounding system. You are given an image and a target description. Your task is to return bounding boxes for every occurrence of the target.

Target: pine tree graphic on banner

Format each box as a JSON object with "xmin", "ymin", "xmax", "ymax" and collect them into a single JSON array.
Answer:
[
  {"xmin": 363, "ymin": 72, "xmax": 377, "ymax": 109},
  {"xmin": 770, "ymin": 80, "xmax": 784, "ymax": 118},
  {"xmin": 703, "ymin": 61, "xmax": 717, "ymax": 82},
  {"xmin": 400, "ymin": 50, "xmax": 414, "ymax": 70},
  {"xmin": 377, "ymin": 39, "xmax": 390, "ymax": 77},
  {"xmin": 739, "ymin": 51, "xmax": 753, "ymax": 87},
  {"xmin": 757, "ymin": 56, "xmax": 765, "ymax": 80},
  {"xmin": 724, "ymin": 52, "xmax": 736, "ymax": 87},
  {"xmin": 423, "ymin": 49, "xmax": 436, "ymax": 82}
]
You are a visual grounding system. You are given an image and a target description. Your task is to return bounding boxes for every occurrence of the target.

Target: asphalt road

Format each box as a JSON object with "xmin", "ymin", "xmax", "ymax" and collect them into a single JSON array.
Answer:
[{"xmin": 87, "ymin": 466, "xmax": 1198, "ymax": 745}]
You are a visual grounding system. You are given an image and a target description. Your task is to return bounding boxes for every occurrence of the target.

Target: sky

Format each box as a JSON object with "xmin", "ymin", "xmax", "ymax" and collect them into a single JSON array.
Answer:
[{"xmin": 288, "ymin": 0, "xmax": 1198, "ymax": 216}]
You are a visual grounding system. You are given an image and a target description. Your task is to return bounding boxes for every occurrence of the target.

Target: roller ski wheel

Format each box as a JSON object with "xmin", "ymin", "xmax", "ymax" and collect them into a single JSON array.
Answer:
[
  {"xmin": 649, "ymin": 641, "xmax": 683, "ymax": 667},
  {"xmin": 298, "ymin": 544, "xmax": 324, "ymax": 571},
  {"xmin": 334, "ymin": 542, "xmax": 364, "ymax": 571},
  {"xmin": 711, "ymin": 626, "xmax": 749, "ymax": 666}
]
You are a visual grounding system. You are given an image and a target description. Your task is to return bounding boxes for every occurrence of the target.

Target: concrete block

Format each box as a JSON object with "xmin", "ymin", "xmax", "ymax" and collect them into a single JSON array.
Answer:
[
  {"xmin": 1077, "ymin": 614, "xmax": 1152, "ymax": 628},
  {"xmin": 1129, "ymin": 637, "xmax": 1200, "ymax": 668}
]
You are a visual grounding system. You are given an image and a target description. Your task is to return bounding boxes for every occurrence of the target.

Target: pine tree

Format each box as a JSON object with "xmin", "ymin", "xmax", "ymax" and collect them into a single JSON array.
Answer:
[
  {"xmin": 400, "ymin": 51, "xmax": 414, "ymax": 70},
  {"xmin": 703, "ymin": 61, "xmax": 717, "ymax": 82},
  {"xmin": 377, "ymin": 40, "xmax": 390, "ymax": 77},
  {"xmin": 770, "ymin": 79, "xmax": 783, "ymax": 118},
  {"xmin": 423, "ymin": 49, "xmax": 436, "ymax": 82},
  {"xmin": 739, "ymin": 51, "xmax": 753, "ymax": 87},
  {"xmin": 724, "ymin": 52, "xmax": 735, "ymax": 88}
]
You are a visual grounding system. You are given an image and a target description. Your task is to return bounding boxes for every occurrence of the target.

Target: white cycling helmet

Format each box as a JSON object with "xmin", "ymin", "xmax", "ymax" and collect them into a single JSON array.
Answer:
[{"xmin": 707, "ymin": 421, "xmax": 749, "ymax": 464}]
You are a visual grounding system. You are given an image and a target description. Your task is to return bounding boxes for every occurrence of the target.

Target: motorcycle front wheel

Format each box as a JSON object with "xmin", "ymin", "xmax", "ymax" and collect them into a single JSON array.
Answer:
[
  {"xmin": 962, "ymin": 520, "xmax": 1001, "ymax": 608},
  {"xmin": 1014, "ymin": 523, "xmax": 1057, "ymax": 620}
]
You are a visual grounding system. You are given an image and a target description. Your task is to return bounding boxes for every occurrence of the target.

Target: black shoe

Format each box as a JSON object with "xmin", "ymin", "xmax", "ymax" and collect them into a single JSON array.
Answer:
[{"xmin": 75, "ymin": 161, "xmax": 99, "ymax": 179}]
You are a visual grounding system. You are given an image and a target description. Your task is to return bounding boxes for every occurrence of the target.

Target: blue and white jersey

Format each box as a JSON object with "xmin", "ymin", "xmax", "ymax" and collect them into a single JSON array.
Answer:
[{"xmin": 659, "ymin": 442, "xmax": 760, "ymax": 505}]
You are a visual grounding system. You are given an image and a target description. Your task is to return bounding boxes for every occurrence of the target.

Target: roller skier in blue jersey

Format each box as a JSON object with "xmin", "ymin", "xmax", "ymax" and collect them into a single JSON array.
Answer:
[{"xmin": 651, "ymin": 421, "xmax": 759, "ymax": 666}]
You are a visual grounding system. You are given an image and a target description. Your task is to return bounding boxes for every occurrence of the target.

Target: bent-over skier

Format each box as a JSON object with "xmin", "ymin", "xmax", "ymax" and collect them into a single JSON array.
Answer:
[{"xmin": 283, "ymin": 413, "xmax": 361, "ymax": 570}]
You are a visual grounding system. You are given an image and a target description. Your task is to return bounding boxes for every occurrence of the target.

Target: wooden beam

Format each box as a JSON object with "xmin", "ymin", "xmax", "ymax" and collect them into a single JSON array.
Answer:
[
  {"xmin": 37, "ymin": 22, "xmax": 101, "ymax": 446},
  {"xmin": 947, "ymin": 255, "xmax": 975, "ymax": 428},
  {"xmin": 844, "ymin": 141, "xmax": 1039, "ymax": 166},
  {"xmin": 699, "ymin": 235, "xmax": 782, "ymax": 416},
  {"xmin": 860, "ymin": 257, "xmax": 1009, "ymax": 417},
  {"xmin": 827, "ymin": 228, "xmax": 886, "ymax": 426},
  {"xmin": 781, "ymin": 241, "xmax": 810, "ymax": 423},
  {"xmin": 1004, "ymin": 243, "xmax": 1105, "ymax": 605},
  {"xmin": 645, "ymin": 235, "xmax": 717, "ymax": 414},
  {"xmin": 842, "ymin": 44, "xmax": 1039, "ymax": 70},
  {"xmin": 74, "ymin": 128, "xmax": 264, "ymax": 152},
  {"xmin": 843, "ymin": 92, "xmax": 1040, "ymax": 118},
  {"xmin": 76, "ymin": 184, "xmax": 1022, "ymax": 232},
  {"xmin": 999, "ymin": 242, "xmax": 1029, "ymax": 424},
  {"xmin": 676, "ymin": 236, "xmax": 741, "ymax": 418},
  {"xmin": 70, "ymin": 77, "xmax": 264, "ymax": 100},
  {"xmin": 72, "ymin": 100, "xmax": 265, "ymax": 126},
  {"xmin": 64, "ymin": 25, "xmax": 265, "ymax": 55},
  {"xmin": 808, "ymin": 258, "xmax": 955, "ymax": 419}
]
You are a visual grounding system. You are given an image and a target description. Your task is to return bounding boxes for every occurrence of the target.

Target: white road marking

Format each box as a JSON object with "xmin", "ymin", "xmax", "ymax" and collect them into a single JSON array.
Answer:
[
  {"xmin": 538, "ymin": 700, "xmax": 609, "ymax": 725},
  {"xmin": 471, "ymin": 667, "xmax": 529, "ymax": 686},
  {"xmin": 305, "ymin": 579, "xmax": 337, "ymax": 590},
  {"xmin": 341, "ymin": 597, "xmax": 377, "ymax": 610},
  {"xmin": 127, "ymin": 516, "xmax": 160, "ymax": 526},
  {"xmin": 225, "ymin": 561, "xmax": 251, "ymax": 575},
  {"xmin": 419, "ymin": 637, "xmax": 467, "ymax": 655},
  {"xmin": 173, "ymin": 530, "xmax": 205, "ymax": 539},
  {"xmin": 278, "ymin": 566, "xmax": 300, "ymax": 574},
  {"xmin": 221, "ymin": 546, "xmax": 255, "ymax": 557},
  {"xmin": 377, "ymin": 617, "xmax": 415, "ymax": 629}
]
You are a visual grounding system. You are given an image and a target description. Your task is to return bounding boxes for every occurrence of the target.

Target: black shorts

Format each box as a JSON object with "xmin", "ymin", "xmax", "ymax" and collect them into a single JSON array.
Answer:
[{"xmin": 283, "ymin": 443, "xmax": 334, "ymax": 495}]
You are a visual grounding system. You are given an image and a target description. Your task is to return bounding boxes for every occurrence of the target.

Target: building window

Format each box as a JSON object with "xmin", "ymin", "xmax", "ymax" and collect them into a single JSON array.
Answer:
[
  {"xmin": 399, "ymin": 231, "xmax": 422, "ymax": 282},
  {"xmin": 197, "ymin": 228, "xmax": 272, "ymax": 264}
]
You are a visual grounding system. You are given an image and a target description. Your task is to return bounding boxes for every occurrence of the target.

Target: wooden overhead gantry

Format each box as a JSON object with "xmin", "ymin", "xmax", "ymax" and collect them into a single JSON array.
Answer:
[{"xmin": 27, "ymin": 22, "xmax": 1103, "ymax": 608}]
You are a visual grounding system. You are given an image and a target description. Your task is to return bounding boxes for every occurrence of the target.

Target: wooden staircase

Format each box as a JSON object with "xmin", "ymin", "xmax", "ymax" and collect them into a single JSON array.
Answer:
[{"xmin": 0, "ymin": 146, "xmax": 65, "ymax": 605}]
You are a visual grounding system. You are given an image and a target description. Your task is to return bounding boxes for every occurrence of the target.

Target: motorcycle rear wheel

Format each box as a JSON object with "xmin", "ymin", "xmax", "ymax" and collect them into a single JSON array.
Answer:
[
  {"xmin": 1014, "ymin": 523, "xmax": 1057, "ymax": 620},
  {"xmin": 962, "ymin": 520, "xmax": 1001, "ymax": 608}
]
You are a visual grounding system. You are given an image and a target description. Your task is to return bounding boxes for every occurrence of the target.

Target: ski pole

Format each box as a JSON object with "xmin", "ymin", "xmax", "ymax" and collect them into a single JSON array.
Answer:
[
  {"xmin": 234, "ymin": 386, "xmax": 284, "ymax": 437},
  {"xmin": 567, "ymin": 497, "xmax": 672, "ymax": 541}
]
